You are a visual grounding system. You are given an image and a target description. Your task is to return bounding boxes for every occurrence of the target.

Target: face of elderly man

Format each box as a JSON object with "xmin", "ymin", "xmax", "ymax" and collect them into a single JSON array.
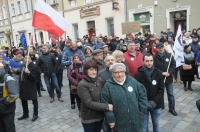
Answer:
[
  {"xmin": 128, "ymin": 42, "xmax": 136, "ymax": 53},
  {"xmin": 71, "ymin": 41, "xmax": 77, "ymax": 51},
  {"xmin": 112, "ymin": 66, "xmax": 125, "ymax": 82},
  {"xmin": 105, "ymin": 55, "xmax": 115, "ymax": 68}
]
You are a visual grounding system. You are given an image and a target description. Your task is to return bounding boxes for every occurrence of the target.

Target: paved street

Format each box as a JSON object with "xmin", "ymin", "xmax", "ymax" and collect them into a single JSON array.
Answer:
[{"xmin": 15, "ymin": 71, "xmax": 200, "ymax": 132}]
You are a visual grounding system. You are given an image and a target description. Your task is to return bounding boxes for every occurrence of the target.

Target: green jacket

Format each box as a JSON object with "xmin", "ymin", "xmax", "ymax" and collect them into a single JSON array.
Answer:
[{"xmin": 101, "ymin": 75, "xmax": 147, "ymax": 132}]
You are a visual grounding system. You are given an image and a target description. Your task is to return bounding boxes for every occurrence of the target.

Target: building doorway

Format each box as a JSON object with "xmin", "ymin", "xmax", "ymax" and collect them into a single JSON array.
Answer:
[
  {"xmin": 174, "ymin": 20, "xmax": 186, "ymax": 34},
  {"xmin": 170, "ymin": 10, "xmax": 187, "ymax": 35},
  {"xmin": 87, "ymin": 21, "xmax": 95, "ymax": 38},
  {"xmin": 39, "ymin": 32, "xmax": 44, "ymax": 45}
]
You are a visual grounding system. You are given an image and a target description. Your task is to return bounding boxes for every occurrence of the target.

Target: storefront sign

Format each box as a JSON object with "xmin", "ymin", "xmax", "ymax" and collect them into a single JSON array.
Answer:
[
  {"xmin": 121, "ymin": 21, "xmax": 140, "ymax": 34},
  {"xmin": 80, "ymin": 6, "xmax": 100, "ymax": 19},
  {"xmin": 134, "ymin": 13, "xmax": 150, "ymax": 24}
]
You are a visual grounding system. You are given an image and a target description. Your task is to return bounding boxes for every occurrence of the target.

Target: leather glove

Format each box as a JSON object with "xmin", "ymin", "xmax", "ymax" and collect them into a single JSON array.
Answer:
[{"xmin": 147, "ymin": 100, "xmax": 157, "ymax": 111}]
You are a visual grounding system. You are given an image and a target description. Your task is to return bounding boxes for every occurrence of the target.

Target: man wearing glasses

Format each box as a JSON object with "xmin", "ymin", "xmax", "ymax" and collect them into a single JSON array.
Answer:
[{"xmin": 92, "ymin": 49, "xmax": 105, "ymax": 71}]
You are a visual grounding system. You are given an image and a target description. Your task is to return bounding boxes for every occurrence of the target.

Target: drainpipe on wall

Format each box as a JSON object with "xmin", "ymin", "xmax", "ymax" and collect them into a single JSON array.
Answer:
[
  {"xmin": 61, "ymin": 0, "xmax": 66, "ymax": 39},
  {"xmin": 124, "ymin": 0, "xmax": 128, "ymax": 22},
  {"xmin": 30, "ymin": 0, "xmax": 36, "ymax": 45},
  {"xmin": 6, "ymin": 0, "xmax": 14, "ymax": 47}
]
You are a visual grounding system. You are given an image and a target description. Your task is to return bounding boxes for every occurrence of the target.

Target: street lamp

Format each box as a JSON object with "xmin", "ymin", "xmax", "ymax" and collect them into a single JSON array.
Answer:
[{"xmin": 113, "ymin": 2, "xmax": 119, "ymax": 10}]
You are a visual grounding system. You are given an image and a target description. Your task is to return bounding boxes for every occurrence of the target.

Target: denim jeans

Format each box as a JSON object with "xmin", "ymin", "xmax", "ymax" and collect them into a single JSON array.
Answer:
[
  {"xmin": 82, "ymin": 119, "xmax": 103, "ymax": 132},
  {"xmin": 165, "ymin": 83, "xmax": 175, "ymax": 111},
  {"xmin": 144, "ymin": 108, "xmax": 162, "ymax": 132},
  {"xmin": 44, "ymin": 73, "xmax": 62, "ymax": 98}
]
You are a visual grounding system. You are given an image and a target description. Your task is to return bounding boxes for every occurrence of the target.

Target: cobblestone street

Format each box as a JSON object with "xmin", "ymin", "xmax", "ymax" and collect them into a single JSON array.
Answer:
[{"xmin": 15, "ymin": 71, "xmax": 200, "ymax": 132}]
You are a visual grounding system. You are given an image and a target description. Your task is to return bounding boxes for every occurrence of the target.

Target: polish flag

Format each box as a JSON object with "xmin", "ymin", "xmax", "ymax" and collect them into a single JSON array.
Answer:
[{"xmin": 32, "ymin": 0, "xmax": 70, "ymax": 37}]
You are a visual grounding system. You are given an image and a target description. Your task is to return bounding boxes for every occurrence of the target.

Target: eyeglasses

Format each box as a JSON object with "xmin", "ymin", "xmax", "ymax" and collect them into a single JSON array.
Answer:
[{"xmin": 113, "ymin": 71, "xmax": 125, "ymax": 74}]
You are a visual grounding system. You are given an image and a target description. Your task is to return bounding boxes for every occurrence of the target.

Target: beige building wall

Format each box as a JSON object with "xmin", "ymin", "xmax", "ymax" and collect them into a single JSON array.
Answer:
[
  {"xmin": 64, "ymin": 0, "xmax": 125, "ymax": 40},
  {"xmin": 127, "ymin": 0, "xmax": 200, "ymax": 36},
  {"xmin": 0, "ymin": 0, "xmax": 12, "ymax": 47}
]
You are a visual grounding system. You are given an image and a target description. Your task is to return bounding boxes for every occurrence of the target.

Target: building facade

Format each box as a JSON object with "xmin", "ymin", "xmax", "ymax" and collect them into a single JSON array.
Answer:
[
  {"xmin": 127, "ymin": 0, "xmax": 200, "ymax": 36},
  {"xmin": 64, "ymin": 0, "xmax": 125, "ymax": 40},
  {"xmin": 0, "ymin": 0, "xmax": 12, "ymax": 47}
]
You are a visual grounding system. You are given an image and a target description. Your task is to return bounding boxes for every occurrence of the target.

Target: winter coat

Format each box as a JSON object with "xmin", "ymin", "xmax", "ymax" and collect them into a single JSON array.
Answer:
[
  {"xmin": 54, "ymin": 53, "xmax": 63, "ymax": 74},
  {"xmin": 19, "ymin": 62, "xmax": 39, "ymax": 100},
  {"xmin": 134, "ymin": 67, "xmax": 164, "ymax": 109},
  {"xmin": 37, "ymin": 52, "xmax": 57, "ymax": 75},
  {"xmin": 101, "ymin": 75, "xmax": 147, "ymax": 132},
  {"xmin": 98, "ymin": 67, "xmax": 111, "ymax": 82},
  {"xmin": 180, "ymin": 51, "xmax": 196, "ymax": 76},
  {"xmin": 154, "ymin": 51, "xmax": 176, "ymax": 84},
  {"xmin": 67, "ymin": 63, "xmax": 83, "ymax": 86},
  {"xmin": 197, "ymin": 51, "xmax": 200, "ymax": 63},
  {"xmin": 190, "ymin": 41, "xmax": 199, "ymax": 57},
  {"xmin": 0, "ymin": 74, "xmax": 19, "ymax": 114},
  {"xmin": 123, "ymin": 51, "xmax": 144, "ymax": 77},
  {"xmin": 77, "ymin": 76, "xmax": 108, "ymax": 121},
  {"xmin": 62, "ymin": 48, "xmax": 85, "ymax": 67}
]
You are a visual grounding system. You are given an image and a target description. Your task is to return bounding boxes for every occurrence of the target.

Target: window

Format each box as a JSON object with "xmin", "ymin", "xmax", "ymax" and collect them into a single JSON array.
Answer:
[
  {"xmin": 73, "ymin": 24, "xmax": 79, "ymax": 40},
  {"xmin": 11, "ymin": 4, "xmax": 16, "ymax": 16},
  {"xmin": 3, "ymin": 6, "xmax": 7, "ymax": 19},
  {"xmin": 107, "ymin": 18, "xmax": 114, "ymax": 37},
  {"xmin": 70, "ymin": 0, "xmax": 76, "ymax": 8},
  {"xmin": 85, "ymin": 0, "xmax": 92, "ymax": 4},
  {"xmin": 24, "ymin": 0, "xmax": 29, "ymax": 12},
  {"xmin": 17, "ymin": 1, "xmax": 22, "ymax": 14}
]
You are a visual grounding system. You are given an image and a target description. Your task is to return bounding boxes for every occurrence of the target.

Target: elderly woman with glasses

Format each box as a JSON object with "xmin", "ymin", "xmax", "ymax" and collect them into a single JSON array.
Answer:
[{"xmin": 101, "ymin": 63, "xmax": 147, "ymax": 132}]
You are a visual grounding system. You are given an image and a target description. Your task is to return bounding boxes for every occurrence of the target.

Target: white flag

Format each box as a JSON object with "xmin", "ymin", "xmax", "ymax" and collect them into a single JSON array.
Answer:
[{"xmin": 173, "ymin": 25, "xmax": 185, "ymax": 67}]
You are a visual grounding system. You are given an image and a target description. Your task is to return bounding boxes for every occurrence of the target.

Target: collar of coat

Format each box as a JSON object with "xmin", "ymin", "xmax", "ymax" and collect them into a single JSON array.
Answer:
[{"xmin": 107, "ymin": 75, "xmax": 131, "ymax": 85}]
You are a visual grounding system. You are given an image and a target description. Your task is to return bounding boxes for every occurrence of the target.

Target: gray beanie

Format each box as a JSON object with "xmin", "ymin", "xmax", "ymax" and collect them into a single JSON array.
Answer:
[{"xmin": 109, "ymin": 63, "xmax": 126, "ymax": 73}]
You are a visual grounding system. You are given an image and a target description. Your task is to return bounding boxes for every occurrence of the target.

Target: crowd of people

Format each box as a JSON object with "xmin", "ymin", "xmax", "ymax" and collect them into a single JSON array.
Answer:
[{"xmin": 0, "ymin": 27, "xmax": 200, "ymax": 132}]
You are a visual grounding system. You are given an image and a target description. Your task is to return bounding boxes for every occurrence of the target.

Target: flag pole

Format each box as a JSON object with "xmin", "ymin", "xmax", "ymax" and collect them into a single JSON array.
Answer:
[
  {"xmin": 164, "ymin": 50, "xmax": 174, "ymax": 83},
  {"xmin": 26, "ymin": 29, "xmax": 34, "ymax": 68}
]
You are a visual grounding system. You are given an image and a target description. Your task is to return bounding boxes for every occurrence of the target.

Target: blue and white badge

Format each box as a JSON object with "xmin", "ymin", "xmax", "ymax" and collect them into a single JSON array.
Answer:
[
  {"xmin": 56, "ymin": 57, "xmax": 58, "ymax": 60},
  {"xmin": 152, "ymin": 80, "xmax": 157, "ymax": 85},
  {"xmin": 33, "ymin": 62, "xmax": 36, "ymax": 64},
  {"xmin": 128, "ymin": 86, "xmax": 133, "ymax": 92},
  {"xmin": 166, "ymin": 58, "xmax": 169, "ymax": 62}
]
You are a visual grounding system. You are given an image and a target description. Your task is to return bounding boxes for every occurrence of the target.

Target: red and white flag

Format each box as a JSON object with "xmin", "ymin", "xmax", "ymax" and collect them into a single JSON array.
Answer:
[{"xmin": 32, "ymin": 0, "xmax": 70, "ymax": 37}]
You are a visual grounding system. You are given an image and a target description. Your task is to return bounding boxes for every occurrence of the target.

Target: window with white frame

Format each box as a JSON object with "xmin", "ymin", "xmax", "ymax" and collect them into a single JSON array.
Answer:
[
  {"xmin": 17, "ymin": 1, "xmax": 22, "ymax": 14},
  {"xmin": 11, "ymin": 4, "xmax": 16, "ymax": 16},
  {"xmin": 85, "ymin": 0, "xmax": 92, "ymax": 4},
  {"xmin": 3, "ymin": 6, "xmax": 7, "ymax": 19},
  {"xmin": 70, "ymin": 0, "xmax": 76, "ymax": 8},
  {"xmin": 24, "ymin": 0, "xmax": 29, "ymax": 12}
]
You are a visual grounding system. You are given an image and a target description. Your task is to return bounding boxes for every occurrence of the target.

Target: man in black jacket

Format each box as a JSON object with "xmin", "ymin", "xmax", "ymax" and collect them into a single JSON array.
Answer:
[
  {"xmin": 18, "ymin": 56, "xmax": 40, "ymax": 121},
  {"xmin": 153, "ymin": 43, "xmax": 177, "ymax": 116},
  {"xmin": 38, "ymin": 45, "xmax": 63, "ymax": 103},
  {"xmin": 135, "ymin": 53, "xmax": 164, "ymax": 132}
]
